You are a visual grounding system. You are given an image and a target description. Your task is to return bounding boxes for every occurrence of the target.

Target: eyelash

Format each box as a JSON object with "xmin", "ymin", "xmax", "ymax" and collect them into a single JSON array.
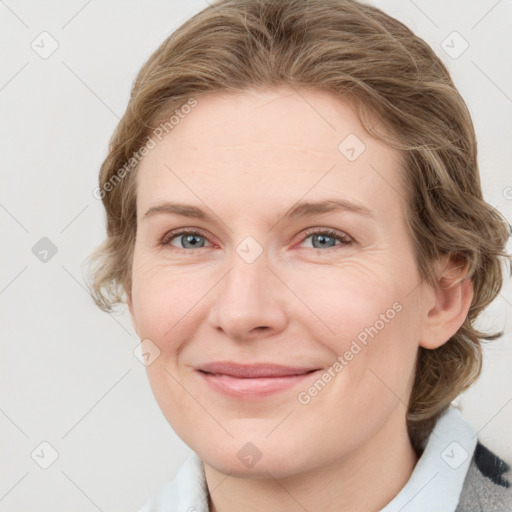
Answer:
[{"xmin": 159, "ymin": 227, "xmax": 353, "ymax": 252}]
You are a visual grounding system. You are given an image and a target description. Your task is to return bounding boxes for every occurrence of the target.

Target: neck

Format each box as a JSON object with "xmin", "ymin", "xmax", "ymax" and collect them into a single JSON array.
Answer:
[{"xmin": 204, "ymin": 408, "xmax": 419, "ymax": 512}]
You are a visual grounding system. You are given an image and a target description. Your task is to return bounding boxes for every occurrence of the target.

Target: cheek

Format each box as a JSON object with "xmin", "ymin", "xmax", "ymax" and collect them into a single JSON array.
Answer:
[
  {"xmin": 130, "ymin": 258, "xmax": 215, "ymax": 355},
  {"xmin": 290, "ymin": 258, "xmax": 421, "ymax": 390},
  {"xmin": 287, "ymin": 259, "xmax": 407, "ymax": 342}
]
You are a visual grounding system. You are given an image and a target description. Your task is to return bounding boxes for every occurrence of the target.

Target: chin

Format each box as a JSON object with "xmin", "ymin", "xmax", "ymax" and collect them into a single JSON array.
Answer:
[{"xmin": 197, "ymin": 436, "xmax": 317, "ymax": 479}]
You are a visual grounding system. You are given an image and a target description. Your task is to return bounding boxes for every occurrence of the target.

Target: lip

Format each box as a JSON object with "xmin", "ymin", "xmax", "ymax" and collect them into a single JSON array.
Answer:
[{"xmin": 196, "ymin": 362, "xmax": 320, "ymax": 399}]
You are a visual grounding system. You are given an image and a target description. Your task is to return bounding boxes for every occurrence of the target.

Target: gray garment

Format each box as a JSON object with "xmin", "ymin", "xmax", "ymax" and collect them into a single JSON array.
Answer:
[{"xmin": 455, "ymin": 442, "xmax": 512, "ymax": 512}]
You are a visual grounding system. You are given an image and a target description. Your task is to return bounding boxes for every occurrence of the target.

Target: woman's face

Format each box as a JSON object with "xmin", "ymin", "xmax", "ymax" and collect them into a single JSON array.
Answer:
[{"xmin": 128, "ymin": 86, "xmax": 434, "ymax": 477}]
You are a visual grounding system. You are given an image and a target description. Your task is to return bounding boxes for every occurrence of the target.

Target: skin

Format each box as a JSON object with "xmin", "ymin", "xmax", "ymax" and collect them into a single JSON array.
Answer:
[{"xmin": 128, "ymin": 86, "xmax": 473, "ymax": 512}]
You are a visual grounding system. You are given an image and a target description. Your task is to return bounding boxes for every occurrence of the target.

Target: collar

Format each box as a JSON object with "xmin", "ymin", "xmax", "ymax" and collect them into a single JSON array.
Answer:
[
  {"xmin": 139, "ymin": 407, "xmax": 477, "ymax": 512},
  {"xmin": 379, "ymin": 406, "xmax": 477, "ymax": 512},
  {"xmin": 138, "ymin": 451, "xmax": 209, "ymax": 512}
]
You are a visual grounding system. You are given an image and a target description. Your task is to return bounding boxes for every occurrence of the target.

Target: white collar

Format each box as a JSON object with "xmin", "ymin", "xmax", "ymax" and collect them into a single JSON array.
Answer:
[
  {"xmin": 379, "ymin": 406, "xmax": 477, "ymax": 512},
  {"xmin": 138, "ymin": 451, "xmax": 209, "ymax": 512},
  {"xmin": 139, "ymin": 406, "xmax": 476, "ymax": 512}
]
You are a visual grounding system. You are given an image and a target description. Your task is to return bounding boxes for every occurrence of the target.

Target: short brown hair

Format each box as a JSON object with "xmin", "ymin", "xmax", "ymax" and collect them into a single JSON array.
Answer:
[{"xmin": 87, "ymin": 0, "xmax": 511, "ymax": 454}]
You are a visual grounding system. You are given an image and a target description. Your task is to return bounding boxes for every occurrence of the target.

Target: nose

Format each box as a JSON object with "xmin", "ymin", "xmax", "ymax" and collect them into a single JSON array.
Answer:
[{"xmin": 206, "ymin": 249, "xmax": 288, "ymax": 342}]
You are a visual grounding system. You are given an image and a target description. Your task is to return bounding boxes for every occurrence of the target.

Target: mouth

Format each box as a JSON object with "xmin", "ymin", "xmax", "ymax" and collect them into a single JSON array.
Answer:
[{"xmin": 196, "ymin": 362, "xmax": 321, "ymax": 399}]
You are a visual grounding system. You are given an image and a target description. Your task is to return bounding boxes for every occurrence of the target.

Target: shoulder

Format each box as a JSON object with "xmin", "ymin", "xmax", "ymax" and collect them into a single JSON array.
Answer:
[{"xmin": 456, "ymin": 441, "xmax": 512, "ymax": 512}]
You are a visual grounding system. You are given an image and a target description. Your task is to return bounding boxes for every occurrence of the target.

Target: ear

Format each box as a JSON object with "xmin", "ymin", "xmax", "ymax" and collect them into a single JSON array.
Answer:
[{"xmin": 419, "ymin": 255, "xmax": 474, "ymax": 350}]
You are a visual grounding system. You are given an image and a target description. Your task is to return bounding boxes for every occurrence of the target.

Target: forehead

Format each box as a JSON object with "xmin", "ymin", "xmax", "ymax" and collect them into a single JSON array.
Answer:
[{"xmin": 136, "ymin": 86, "xmax": 405, "ymax": 222}]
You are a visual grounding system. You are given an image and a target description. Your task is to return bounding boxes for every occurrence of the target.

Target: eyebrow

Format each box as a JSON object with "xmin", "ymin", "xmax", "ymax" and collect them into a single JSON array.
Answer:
[{"xmin": 143, "ymin": 198, "xmax": 374, "ymax": 222}]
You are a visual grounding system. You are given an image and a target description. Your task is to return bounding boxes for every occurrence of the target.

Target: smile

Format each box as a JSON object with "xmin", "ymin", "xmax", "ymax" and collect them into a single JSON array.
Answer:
[{"xmin": 196, "ymin": 362, "xmax": 320, "ymax": 399}]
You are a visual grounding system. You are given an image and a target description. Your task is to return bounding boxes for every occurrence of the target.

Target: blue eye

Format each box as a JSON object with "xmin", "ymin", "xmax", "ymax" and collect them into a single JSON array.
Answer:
[
  {"xmin": 162, "ymin": 230, "xmax": 211, "ymax": 249},
  {"xmin": 300, "ymin": 229, "xmax": 352, "ymax": 249}
]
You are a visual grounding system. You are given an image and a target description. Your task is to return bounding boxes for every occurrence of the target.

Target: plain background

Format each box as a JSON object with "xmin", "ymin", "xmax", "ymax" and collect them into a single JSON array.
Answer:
[{"xmin": 1, "ymin": 0, "xmax": 511, "ymax": 510}]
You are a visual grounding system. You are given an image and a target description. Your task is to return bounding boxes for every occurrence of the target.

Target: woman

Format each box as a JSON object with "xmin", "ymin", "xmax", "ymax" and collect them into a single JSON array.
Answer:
[{"xmin": 87, "ymin": 0, "xmax": 512, "ymax": 510}]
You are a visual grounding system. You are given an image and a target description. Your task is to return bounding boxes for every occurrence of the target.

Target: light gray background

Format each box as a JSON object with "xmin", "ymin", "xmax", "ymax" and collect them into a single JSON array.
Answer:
[{"xmin": 1, "ymin": 1, "xmax": 511, "ymax": 510}]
